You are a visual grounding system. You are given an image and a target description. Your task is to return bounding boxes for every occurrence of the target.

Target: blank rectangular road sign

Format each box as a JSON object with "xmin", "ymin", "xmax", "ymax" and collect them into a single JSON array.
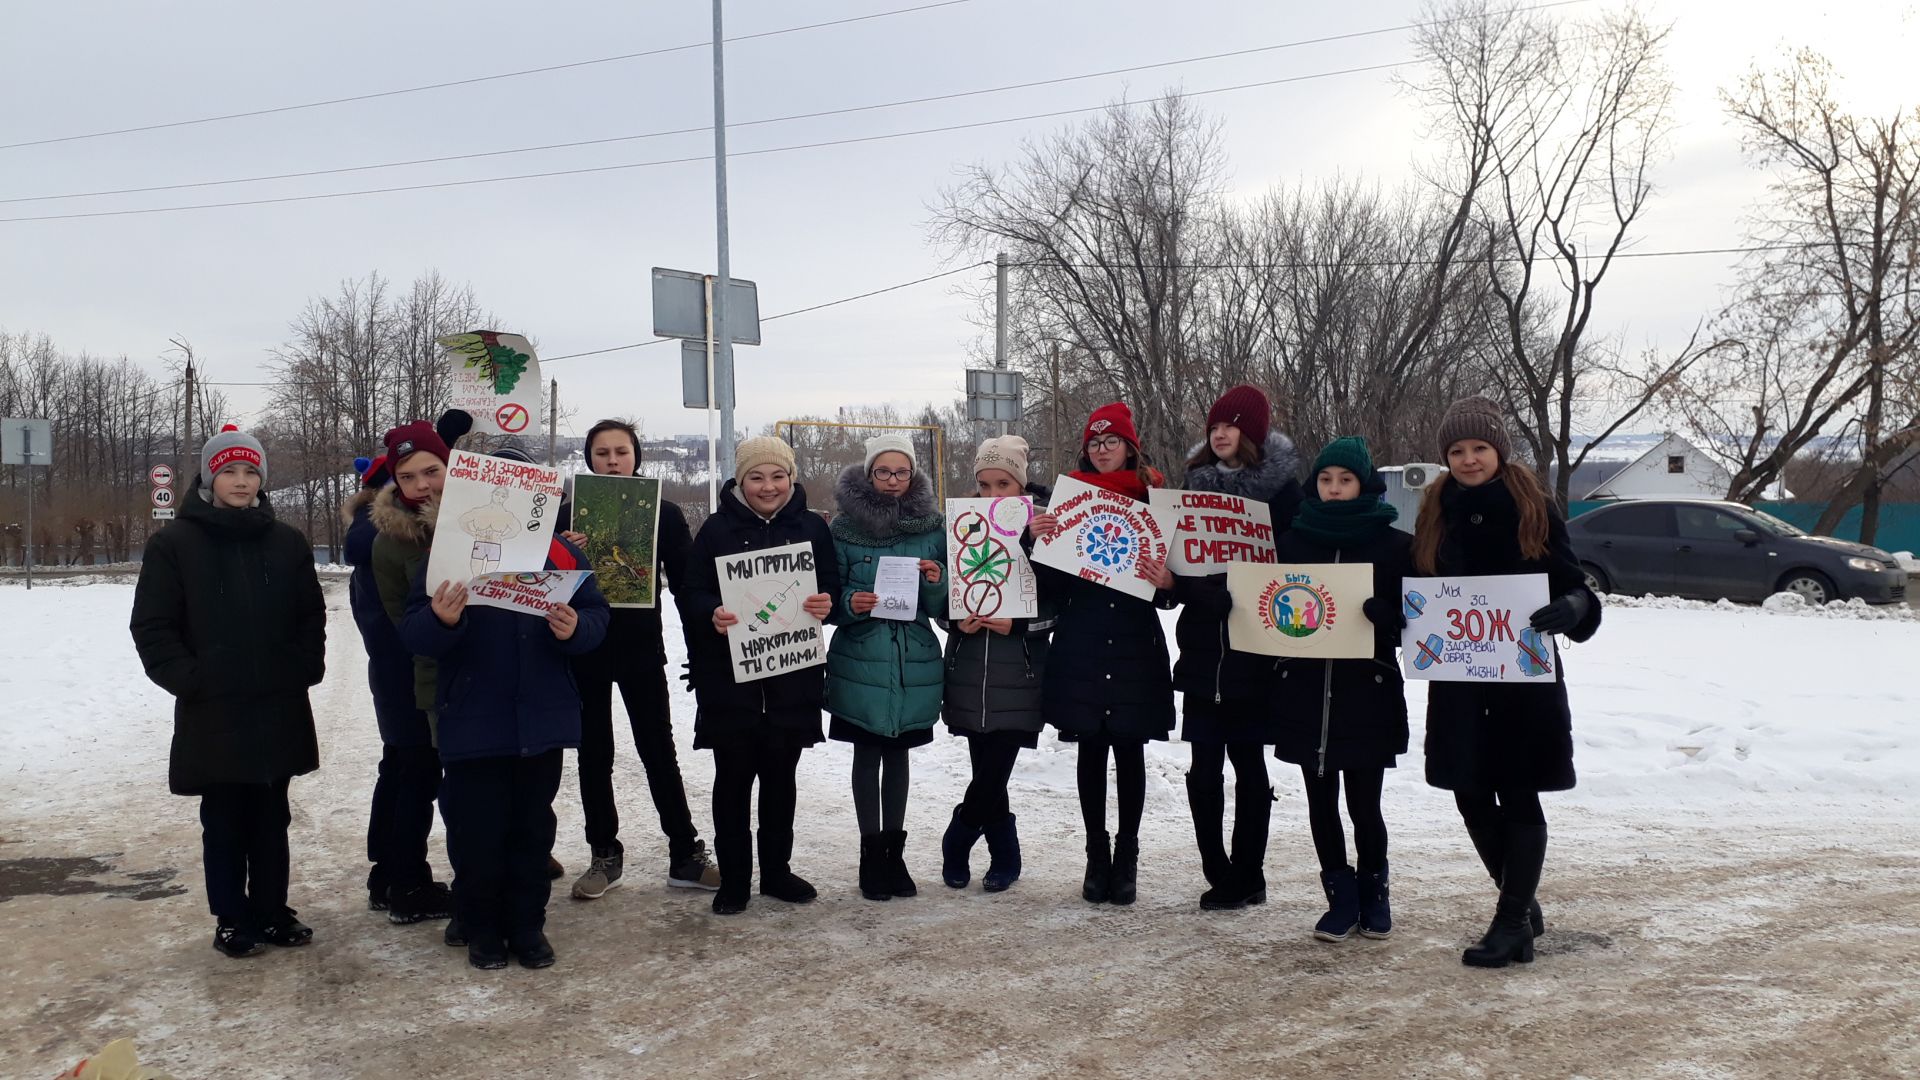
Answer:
[{"xmin": 651, "ymin": 267, "xmax": 761, "ymax": 345}]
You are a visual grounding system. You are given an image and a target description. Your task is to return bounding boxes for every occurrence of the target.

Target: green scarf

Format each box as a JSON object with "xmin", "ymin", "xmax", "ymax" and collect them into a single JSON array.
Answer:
[{"xmin": 1289, "ymin": 494, "xmax": 1399, "ymax": 549}]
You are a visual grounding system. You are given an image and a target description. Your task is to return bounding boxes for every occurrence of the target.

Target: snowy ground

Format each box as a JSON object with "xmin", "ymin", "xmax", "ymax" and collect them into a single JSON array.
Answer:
[{"xmin": 2, "ymin": 578, "xmax": 1917, "ymax": 1079}]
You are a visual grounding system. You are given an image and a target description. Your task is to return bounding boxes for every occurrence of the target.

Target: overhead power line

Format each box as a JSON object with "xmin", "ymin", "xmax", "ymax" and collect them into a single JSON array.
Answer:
[
  {"xmin": 2, "ymin": 1, "xmax": 1593, "ymax": 205},
  {"xmin": 0, "ymin": 0, "xmax": 981, "ymax": 152},
  {"xmin": 0, "ymin": 63, "xmax": 1408, "ymax": 224}
]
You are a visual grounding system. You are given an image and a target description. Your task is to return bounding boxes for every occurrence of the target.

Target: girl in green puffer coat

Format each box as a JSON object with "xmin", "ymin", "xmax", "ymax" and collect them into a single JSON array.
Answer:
[{"xmin": 826, "ymin": 434, "xmax": 947, "ymax": 902}]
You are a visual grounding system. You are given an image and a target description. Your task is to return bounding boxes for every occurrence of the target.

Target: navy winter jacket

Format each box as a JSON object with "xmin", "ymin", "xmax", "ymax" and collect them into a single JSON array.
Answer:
[
  {"xmin": 399, "ymin": 537, "xmax": 610, "ymax": 763},
  {"xmin": 343, "ymin": 487, "xmax": 429, "ymax": 746}
]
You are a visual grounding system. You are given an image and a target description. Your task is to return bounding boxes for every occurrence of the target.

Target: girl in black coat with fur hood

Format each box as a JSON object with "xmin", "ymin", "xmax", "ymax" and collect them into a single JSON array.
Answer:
[
  {"xmin": 1171, "ymin": 385, "xmax": 1304, "ymax": 911},
  {"xmin": 1415, "ymin": 397, "xmax": 1602, "ymax": 969}
]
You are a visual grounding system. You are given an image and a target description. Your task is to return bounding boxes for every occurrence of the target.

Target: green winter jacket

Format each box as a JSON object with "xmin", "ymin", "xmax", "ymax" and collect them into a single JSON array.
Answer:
[
  {"xmin": 370, "ymin": 486, "xmax": 439, "ymax": 712},
  {"xmin": 826, "ymin": 465, "xmax": 948, "ymax": 738}
]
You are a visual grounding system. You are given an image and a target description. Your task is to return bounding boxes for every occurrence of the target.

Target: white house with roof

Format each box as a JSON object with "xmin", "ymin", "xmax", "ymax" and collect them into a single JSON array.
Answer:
[{"xmin": 1583, "ymin": 432, "xmax": 1790, "ymax": 501}]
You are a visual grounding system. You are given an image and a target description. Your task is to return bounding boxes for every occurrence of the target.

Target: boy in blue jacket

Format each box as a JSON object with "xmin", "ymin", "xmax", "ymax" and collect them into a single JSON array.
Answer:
[{"xmin": 401, "ymin": 450, "xmax": 610, "ymax": 971}]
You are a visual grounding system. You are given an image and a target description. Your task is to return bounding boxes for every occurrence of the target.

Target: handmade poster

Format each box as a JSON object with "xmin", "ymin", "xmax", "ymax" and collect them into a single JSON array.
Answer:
[
  {"xmin": 423, "ymin": 450, "xmax": 566, "ymax": 603},
  {"xmin": 1150, "ymin": 489, "xmax": 1278, "ymax": 577},
  {"xmin": 467, "ymin": 570, "xmax": 594, "ymax": 615},
  {"xmin": 1226, "ymin": 562, "xmax": 1376, "ymax": 658},
  {"xmin": 872, "ymin": 556, "xmax": 922, "ymax": 622},
  {"xmin": 946, "ymin": 495, "xmax": 1039, "ymax": 619},
  {"xmin": 1030, "ymin": 475, "xmax": 1170, "ymax": 601},
  {"xmin": 716, "ymin": 541, "xmax": 825, "ymax": 683},
  {"xmin": 439, "ymin": 329, "xmax": 543, "ymax": 439},
  {"xmin": 1401, "ymin": 573, "xmax": 1556, "ymax": 683},
  {"xmin": 570, "ymin": 473, "xmax": 663, "ymax": 609}
]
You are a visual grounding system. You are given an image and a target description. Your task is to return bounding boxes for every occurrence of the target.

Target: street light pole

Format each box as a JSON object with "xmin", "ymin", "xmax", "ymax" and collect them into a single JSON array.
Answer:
[{"xmin": 713, "ymin": 0, "xmax": 738, "ymax": 471}]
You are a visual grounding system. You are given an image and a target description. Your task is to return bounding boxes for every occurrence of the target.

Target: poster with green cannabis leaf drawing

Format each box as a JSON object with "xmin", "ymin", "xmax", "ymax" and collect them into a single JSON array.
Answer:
[{"xmin": 439, "ymin": 330, "xmax": 542, "ymax": 440}]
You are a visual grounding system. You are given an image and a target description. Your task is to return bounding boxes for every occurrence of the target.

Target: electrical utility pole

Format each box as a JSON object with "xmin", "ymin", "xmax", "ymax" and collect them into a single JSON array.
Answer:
[
  {"xmin": 547, "ymin": 377, "xmax": 559, "ymax": 465},
  {"xmin": 712, "ymin": 0, "xmax": 739, "ymax": 468},
  {"xmin": 994, "ymin": 252, "xmax": 1010, "ymax": 437}
]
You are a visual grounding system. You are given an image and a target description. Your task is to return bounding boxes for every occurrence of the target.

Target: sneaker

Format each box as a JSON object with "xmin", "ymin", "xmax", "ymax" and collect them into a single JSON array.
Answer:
[
  {"xmin": 213, "ymin": 919, "xmax": 264, "ymax": 959},
  {"xmin": 259, "ymin": 908, "xmax": 314, "ymax": 948},
  {"xmin": 572, "ymin": 851, "xmax": 624, "ymax": 900},
  {"xmin": 667, "ymin": 841, "xmax": 722, "ymax": 891},
  {"xmin": 387, "ymin": 881, "xmax": 454, "ymax": 924}
]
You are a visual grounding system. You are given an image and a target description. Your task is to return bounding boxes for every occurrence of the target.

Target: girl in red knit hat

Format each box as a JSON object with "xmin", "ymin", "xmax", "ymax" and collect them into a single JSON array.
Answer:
[
  {"xmin": 1171, "ymin": 385, "xmax": 1306, "ymax": 911},
  {"xmin": 1026, "ymin": 402, "xmax": 1176, "ymax": 905}
]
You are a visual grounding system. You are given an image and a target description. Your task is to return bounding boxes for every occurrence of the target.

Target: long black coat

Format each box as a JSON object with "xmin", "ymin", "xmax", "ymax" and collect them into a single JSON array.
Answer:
[
  {"xmin": 130, "ymin": 488, "xmax": 326, "ymax": 796},
  {"xmin": 1271, "ymin": 523, "xmax": 1412, "ymax": 775},
  {"xmin": 1171, "ymin": 433, "xmax": 1305, "ymax": 743},
  {"xmin": 560, "ymin": 497, "xmax": 695, "ymax": 679},
  {"xmin": 1421, "ymin": 476, "xmax": 1602, "ymax": 794},
  {"xmin": 679, "ymin": 480, "xmax": 841, "ymax": 750},
  {"xmin": 941, "ymin": 482, "xmax": 1054, "ymax": 738}
]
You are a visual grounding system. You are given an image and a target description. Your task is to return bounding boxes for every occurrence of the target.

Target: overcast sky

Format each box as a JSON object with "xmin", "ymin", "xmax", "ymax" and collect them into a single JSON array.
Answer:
[{"xmin": 3, "ymin": 0, "xmax": 1916, "ymax": 444}]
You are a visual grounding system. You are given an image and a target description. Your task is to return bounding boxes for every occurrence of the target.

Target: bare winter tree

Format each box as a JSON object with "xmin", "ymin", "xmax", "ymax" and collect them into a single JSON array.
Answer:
[
  {"xmin": 1691, "ymin": 51, "xmax": 1920, "ymax": 539},
  {"xmin": 932, "ymin": 93, "xmax": 1229, "ymax": 468},
  {"xmin": 1415, "ymin": 0, "xmax": 1699, "ymax": 506}
]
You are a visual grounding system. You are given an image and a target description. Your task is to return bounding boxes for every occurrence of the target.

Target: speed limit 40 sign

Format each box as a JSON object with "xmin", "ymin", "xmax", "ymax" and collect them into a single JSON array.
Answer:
[{"xmin": 150, "ymin": 486, "xmax": 176, "ymax": 509}]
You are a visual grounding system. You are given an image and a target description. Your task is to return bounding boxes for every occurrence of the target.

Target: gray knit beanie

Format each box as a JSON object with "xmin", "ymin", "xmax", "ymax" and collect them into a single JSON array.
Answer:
[
  {"xmin": 1435, "ymin": 396, "xmax": 1512, "ymax": 462},
  {"xmin": 200, "ymin": 424, "xmax": 268, "ymax": 489}
]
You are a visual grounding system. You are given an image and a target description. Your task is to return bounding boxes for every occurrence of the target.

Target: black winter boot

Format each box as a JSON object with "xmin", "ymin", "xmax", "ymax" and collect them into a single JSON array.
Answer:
[
  {"xmin": 1464, "ymin": 822, "xmax": 1547, "ymax": 968},
  {"xmin": 1109, "ymin": 835, "xmax": 1139, "ymax": 906},
  {"xmin": 1465, "ymin": 819, "xmax": 1544, "ymax": 937},
  {"xmin": 858, "ymin": 834, "xmax": 892, "ymax": 901},
  {"xmin": 1228, "ymin": 783, "xmax": 1274, "ymax": 907},
  {"xmin": 884, "ymin": 830, "xmax": 916, "ymax": 898},
  {"xmin": 757, "ymin": 829, "xmax": 816, "ymax": 904},
  {"xmin": 1082, "ymin": 831, "xmax": 1112, "ymax": 904},
  {"xmin": 1187, "ymin": 773, "xmax": 1234, "ymax": 909},
  {"xmin": 981, "ymin": 814, "xmax": 1021, "ymax": 892},
  {"xmin": 712, "ymin": 828, "xmax": 752, "ymax": 915},
  {"xmin": 1313, "ymin": 867, "xmax": 1360, "ymax": 942},
  {"xmin": 941, "ymin": 804, "xmax": 983, "ymax": 889},
  {"xmin": 1358, "ymin": 863, "xmax": 1392, "ymax": 939}
]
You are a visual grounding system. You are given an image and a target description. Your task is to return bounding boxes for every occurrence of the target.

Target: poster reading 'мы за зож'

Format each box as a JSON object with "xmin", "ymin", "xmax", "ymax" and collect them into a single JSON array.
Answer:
[
  {"xmin": 1401, "ymin": 573, "xmax": 1557, "ymax": 683},
  {"xmin": 423, "ymin": 450, "xmax": 566, "ymax": 611}
]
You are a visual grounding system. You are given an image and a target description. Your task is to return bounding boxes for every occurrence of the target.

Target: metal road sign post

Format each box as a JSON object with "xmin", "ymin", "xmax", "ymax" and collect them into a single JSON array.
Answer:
[
  {"xmin": 653, "ymin": 266, "xmax": 761, "ymax": 513},
  {"xmin": 3, "ymin": 417, "xmax": 53, "ymax": 590}
]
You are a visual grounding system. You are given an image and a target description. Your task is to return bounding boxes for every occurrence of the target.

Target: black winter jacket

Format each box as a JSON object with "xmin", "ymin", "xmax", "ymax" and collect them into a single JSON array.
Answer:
[
  {"xmin": 940, "ymin": 483, "xmax": 1055, "ymax": 736},
  {"xmin": 1421, "ymin": 476, "xmax": 1602, "ymax": 793},
  {"xmin": 1270, "ymin": 523, "xmax": 1412, "ymax": 775},
  {"xmin": 130, "ymin": 488, "xmax": 326, "ymax": 795},
  {"xmin": 678, "ymin": 480, "xmax": 841, "ymax": 750},
  {"xmin": 559, "ymin": 497, "xmax": 695, "ymax": 679},
  {"xmin": 1171, "ymin": 433, "xmax": 1305, "ymax": 743},
  {"xmin": 343, "ymin": 487, "xmax": 429, "ymax": 747}
]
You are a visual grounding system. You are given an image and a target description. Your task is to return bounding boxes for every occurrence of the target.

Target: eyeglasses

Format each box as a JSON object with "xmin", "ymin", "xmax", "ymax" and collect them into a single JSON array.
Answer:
[
  {"xmin": 1086, "ymin": 436, "xmax": 1127, "ymax": 453},
  {"xmin": 871, "ymin": 467, "xmax": 913, "ymax": 482}
]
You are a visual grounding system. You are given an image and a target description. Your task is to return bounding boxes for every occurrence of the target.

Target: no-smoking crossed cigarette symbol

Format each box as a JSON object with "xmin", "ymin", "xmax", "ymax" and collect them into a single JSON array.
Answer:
[{"xmin": 495, "ymin": 402, "xmax": 530, "ymax": 433}]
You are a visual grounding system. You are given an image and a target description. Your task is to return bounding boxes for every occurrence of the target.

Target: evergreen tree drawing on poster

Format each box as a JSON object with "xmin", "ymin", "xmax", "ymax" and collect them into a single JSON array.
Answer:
[{"xmin": 572, "ymin": 474, "xmax": 663, "ymax": 609}]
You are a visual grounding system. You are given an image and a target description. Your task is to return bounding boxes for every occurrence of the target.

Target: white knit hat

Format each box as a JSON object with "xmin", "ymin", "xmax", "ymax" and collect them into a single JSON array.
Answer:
[
  {"xmin": 864, "ymin": 433, "xmax": 918, "ymax": 472},
  {"xmin": 973, "ymin": 435, "xmax": 1030, "ymax": 484}
]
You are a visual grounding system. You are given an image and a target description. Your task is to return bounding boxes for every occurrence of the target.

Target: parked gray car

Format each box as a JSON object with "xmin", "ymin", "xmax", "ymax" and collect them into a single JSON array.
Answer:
[{"xmin": 1567, "ymin": 499, "xmax": 1908, "ymax": 605}]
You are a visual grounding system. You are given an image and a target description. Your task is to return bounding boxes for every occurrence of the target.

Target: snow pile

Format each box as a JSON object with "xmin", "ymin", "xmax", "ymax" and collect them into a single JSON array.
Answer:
[
  {"xmin": 1601, "ymin": 591, "xmax": 1920, "ymax": 621},
  {"xmin": 1892, "ymin": 550, "xmax": 1919, "ymax": 571}
]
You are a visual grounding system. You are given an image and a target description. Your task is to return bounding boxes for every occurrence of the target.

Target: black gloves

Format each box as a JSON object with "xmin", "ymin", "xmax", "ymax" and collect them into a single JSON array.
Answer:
[
  {"xmin": 1528, "ymin": 591, "xmax": 1591, "ymax": 635},
  {"xmin": 1362, "ymin": 595, "xmax": 1405, "ymax": 631}
]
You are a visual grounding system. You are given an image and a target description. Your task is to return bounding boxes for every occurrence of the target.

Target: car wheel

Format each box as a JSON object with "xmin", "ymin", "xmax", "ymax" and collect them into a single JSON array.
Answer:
[
  {"xmin": 1779, "ymin": 570, "xmax": 1835, "ymax": 606},
  {"xmin": 1580, "ymin": 562, "xmax": 1611, "ymax": 595}
]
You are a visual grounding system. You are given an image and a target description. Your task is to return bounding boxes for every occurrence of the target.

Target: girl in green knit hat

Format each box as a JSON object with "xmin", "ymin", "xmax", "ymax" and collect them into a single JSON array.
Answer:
[{"xmin": 1272, "ymin": 436, "xmax": 1412, "ymax": 943}]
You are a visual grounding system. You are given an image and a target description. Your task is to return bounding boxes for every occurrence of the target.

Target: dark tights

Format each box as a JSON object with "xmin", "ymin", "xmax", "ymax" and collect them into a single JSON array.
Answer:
[
  {"xmin": 850, "ymin": 744, "xmax": 910, "ymax": 836},
  {"xmin": 960, "ymin": 733, "xmax": 1024, "ymax": 827},
  {"xmin": 1299, "ymin": 766, "xmax": 1387, "ymax": 873},
  {"xmin": 1077, "ymin": 738, "xmax": 1147, "ymax": 840}
]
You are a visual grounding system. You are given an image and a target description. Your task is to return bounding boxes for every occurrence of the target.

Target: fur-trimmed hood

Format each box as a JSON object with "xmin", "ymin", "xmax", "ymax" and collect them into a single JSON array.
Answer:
[
  {"xmin": 1183, "ymin": 431, "xmax": 1302, "ymax": 501},
  {"xmin": 831, "ymin": 463, "xmax": 941, "ymax": 545},
  {"xmin": 369, "ymin": 485, "xmax": 439, "ymax": 546},
  {"xmin": 340, "ymin": 484, "xmax": 380, "ymax": 528}
]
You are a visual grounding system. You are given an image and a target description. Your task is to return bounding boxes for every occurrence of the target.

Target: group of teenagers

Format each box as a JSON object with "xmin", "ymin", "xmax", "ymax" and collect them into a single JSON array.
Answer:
[{"xmin": 130, "ymin": 385, "xmax": 1601, "ymax": 974}]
